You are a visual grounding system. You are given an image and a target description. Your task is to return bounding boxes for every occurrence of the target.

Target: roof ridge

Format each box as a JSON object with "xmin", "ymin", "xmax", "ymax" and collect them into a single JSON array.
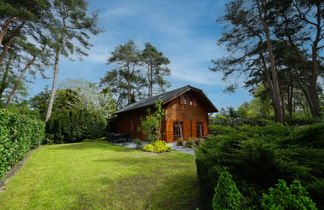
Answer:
[{"xmin": 114, "ymin": 85, "xmax": 215, "ymax": 114}]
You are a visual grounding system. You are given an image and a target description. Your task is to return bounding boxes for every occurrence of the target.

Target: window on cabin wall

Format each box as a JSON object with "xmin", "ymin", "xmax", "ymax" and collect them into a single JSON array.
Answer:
[
  {"xmin": 196, "ymin": 122, "xmax": 203, "ymax": 138},
  {"xmin": 173, "ymin": 121, "xmax": 184, "ymax": 140},
  {"xmin": 184, "ymin": 96, "xmax": 187, "ymax": 105},
  {"xmin": 189, "ymin": 97, "xmax": 193, "ymax": 106}
]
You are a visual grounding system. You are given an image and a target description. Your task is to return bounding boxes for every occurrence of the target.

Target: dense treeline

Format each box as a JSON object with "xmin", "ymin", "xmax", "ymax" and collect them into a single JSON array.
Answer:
[
  {"xmin": 197, "ymin": 122, "xmax": 324, "ymax": 209},
  {"xmin": 0, "ymin": 109, "xmax": 45, "ymax": 178},
  {"xmin": 212, "ymin": 0, "xmax": 323, "ymax": 122}
]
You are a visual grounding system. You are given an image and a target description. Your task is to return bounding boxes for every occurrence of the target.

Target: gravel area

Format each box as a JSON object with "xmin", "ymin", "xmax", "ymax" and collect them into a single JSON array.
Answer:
[
  {"xmin": 113, "ymin": 141, "xmax": 196, "ymax": 156},
  {"xmin": 167, "ymin": 143, "xmax": 195, "ymax": 155}
]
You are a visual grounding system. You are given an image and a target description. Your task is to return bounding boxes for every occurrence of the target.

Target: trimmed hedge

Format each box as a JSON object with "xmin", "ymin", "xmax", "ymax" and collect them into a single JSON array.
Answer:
[
  {"xmin": 46, "ymin": 109, "xmax": 107, "ymax": 144},
  {"xmin": 196, "ymin": 123, "xmax": 324, "ymax": 209},
  {"xmin": 0, "ymin": 109, "xmax": 45, "ymax": 178}
]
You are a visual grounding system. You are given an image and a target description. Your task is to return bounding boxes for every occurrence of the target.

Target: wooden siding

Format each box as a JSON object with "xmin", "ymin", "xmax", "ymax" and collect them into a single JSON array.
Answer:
[
  {"xmin": 164, "ymin": 91, "xmax": 209, "ymax": 142},
  {"xmin": 115, "ymin": 90, "xmax": 211, "ymax": 142}
]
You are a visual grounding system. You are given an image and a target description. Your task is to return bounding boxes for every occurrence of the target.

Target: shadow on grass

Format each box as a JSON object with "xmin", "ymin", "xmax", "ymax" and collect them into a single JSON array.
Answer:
[
  {"xmin": 93, "ymin": 155, "xmax": 192, "ymax": 167},
  {"xmin": 73, "ymin": 170, "xmax": 199, "ymax": 210},
  {"xmin": 49, "ymin": 142, "xmax": 138, "ymax": 153}
]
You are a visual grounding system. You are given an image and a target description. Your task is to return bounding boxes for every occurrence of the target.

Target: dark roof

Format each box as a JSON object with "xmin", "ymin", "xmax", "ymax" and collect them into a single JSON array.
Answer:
[{"xmin": 114, "ymin": 85, "xmax": 218, "ymax": 114}]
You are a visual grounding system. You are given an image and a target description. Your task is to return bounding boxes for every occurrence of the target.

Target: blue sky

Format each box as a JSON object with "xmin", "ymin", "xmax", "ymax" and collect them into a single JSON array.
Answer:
[{"xmin": 29, "ymin": 0, "xmax": 252, "ymax": 110}]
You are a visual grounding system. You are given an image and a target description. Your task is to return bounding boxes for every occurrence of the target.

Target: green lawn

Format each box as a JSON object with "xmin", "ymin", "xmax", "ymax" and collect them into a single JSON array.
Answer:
[{"xmin": 0, "ymin": 139, "xmax": 198, "ymax": 210}]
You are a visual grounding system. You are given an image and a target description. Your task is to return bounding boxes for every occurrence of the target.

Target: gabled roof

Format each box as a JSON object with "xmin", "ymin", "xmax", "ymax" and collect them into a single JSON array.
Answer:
[{"xmin": 114, "ymin": 85, "xmax": 218, "ymax": 114}]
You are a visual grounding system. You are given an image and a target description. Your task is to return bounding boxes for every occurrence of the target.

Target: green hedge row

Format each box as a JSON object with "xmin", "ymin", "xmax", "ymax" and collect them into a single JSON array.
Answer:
[
  {"xmin": 46, "ymin": 109, "xmax": 107, "ymax": 144},
  {"xmin": 197, "ymin": 122, "xmax": 324, "ymax": 209},
  {"xmin": 0, "ymin": 109, "xmax": 45, "ymax": 178}
]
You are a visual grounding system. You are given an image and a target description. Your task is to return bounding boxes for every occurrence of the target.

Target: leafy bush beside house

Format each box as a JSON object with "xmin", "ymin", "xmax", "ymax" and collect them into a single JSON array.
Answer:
[
  {"xmin": 0, "ymin": 109, "xmax": 45, "ymax": 178},
  {"xmin": 46, "ymin": 109, "xmax": 107, "ymax": 143},
  {"xmin": 196, "ymin": 123, "xmax": 324, "ymax": 209}
]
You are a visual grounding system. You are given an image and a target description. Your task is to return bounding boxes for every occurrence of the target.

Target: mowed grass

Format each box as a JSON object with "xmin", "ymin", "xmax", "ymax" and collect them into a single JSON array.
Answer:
[{"xmin": 0, "ymin": 139, "xmax": 198, "ymax": 210}]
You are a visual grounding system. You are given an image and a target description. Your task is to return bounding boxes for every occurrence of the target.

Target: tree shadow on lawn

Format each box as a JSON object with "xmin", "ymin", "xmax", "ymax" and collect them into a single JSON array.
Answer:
[
  {"xmin": 74, "ymin": 171, "xmax": 199, "ymax": 210},
  {"xmin": 93, "ymin": 154, "xmax": 194, "ymax": 167},
  {"xmin": 49, "ymin": 142, "xmax": 138, "ymax": 153}
]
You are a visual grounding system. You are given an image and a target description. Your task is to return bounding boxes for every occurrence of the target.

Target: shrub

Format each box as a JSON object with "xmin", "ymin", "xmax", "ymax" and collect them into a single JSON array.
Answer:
[
  {"xmin": 0, "ymin": 109, "xmax": 45, "ymax": 178},
  {"xmin": 138, "ymin": 101, "xmax": 164, "ymax": 143},
  {"xmin": 196, "ymin": 123, "xmax": 324, "ymax": 209},
  {"xmin": 261, "ymin": 179, "xmax": 317, "ymax": 210},
  {"xmin": 134, "ymin": 138, "xmax": 142, "ymax": 149},
  {"xmin": 212, "ymin": 170, "xmax": 243, "ymax": 210},
  {"xmin": 185, "ymin": 138, "xmax": 194, "ymax": 148},
  {"xmin": 176, "ymin": 138, "xmax": 184, "ymax": 146},
  {"xmin": 194, "ymin": 138, "xmax": 201, "ymax": 146},
  {"xmin": 208, "ymin": 124, "xmax": 236, "ymax": 135},
  {"xmin": 142, "ymin": 144, "xmax": 155, "ymax": 152},
  {"xmin": 46, "ymin": 109, "xmax": 107, "ymax": 143},
  {"xmin": 142, "ymin": 141, "xmax": 173, "ymax": 153}
]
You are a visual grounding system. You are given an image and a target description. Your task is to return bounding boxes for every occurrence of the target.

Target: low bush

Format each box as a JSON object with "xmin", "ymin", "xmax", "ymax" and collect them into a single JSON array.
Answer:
[
  {"xmin": 142, "ymin": 141, "xmax": 173, "ymax": 153},
  {"xmin": 196, "ymin": 122, "xmax": 324, "ymax": 209},
  {"xmin": 208, "ymin": 124, "xmax": 236, "ymax": 135},
  {"xmin": 0, "ymin": 109, "xmax": 45, "ymax": 178},
  {"xmin": 261, "ymin": 179, "xmax": 317, "ymax": 210},
  {"xmin": 134, "ymin": 138, "xmax": 142, "ymax": 149},
  {"xmin": 194, "ymin": 138, "xmax": 201, "ymax": 146},
  {"xmin": 176, "ymin": 138, "xmax": 184, "ymax": 146},
  {"xmin": 185, "ymin": 138, "xmax": 194, "ymax": 148},
  {"xmin": 46, "ymin": 109, "xmax": 107, "ymax": 143},
  {"xmin": 212, "ymin": 170, "xmax": 243, "ymax": 210}
]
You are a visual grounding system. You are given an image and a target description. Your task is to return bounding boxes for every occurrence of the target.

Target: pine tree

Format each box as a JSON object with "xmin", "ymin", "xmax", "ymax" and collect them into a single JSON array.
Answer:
[{"xmin": 44, "ymin": 0, "xmax": 101, "ymax": 122}]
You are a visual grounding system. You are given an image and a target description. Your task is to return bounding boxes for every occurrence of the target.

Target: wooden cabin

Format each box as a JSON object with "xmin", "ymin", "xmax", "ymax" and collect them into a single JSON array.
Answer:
[{"xmin": 114, "ymin": 85, "xmax": 218, "ymax": 142}]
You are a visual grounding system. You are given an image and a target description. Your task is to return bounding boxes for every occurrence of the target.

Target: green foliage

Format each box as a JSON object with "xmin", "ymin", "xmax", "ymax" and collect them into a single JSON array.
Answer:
[
  {"xmin": 139, "ymin": 101, "xmax": 164, "ymax": 142},
  {"xmin": 208, "ymin": 124, "xmax": 236, "ymax": 135},
  {"xmin": 134, "ymin": 138, "xmax": 142, "ymax": 149},
  {"xmin": 142, "ymin": 42, "xmax": 171, "ymax": 96},
  {"xmin": 185, "ymin": 138, "xmax": 194, "ymax": 148},
  {"xmin": 46, "ymin": 109, "xmax": 107, "ymax": 143},
  {"xmin": 59, "ymin": 79, "xmax": 116, "ymax": 118},
  {"xmin": 29, "ymin": 87, "xmax": 80, "ymax": 117},
  {"xmin": 176, "ymin": 138, "xmax": 184, "ymax": 146},
  {"xmin": 196, "ymin": 123, "xmax": 324, "ymax": 209},
  {"xmin": 261, "ymin": 180, "xmax": 317, "ymax": 210},
  {"xmin": 142, "ymin": 141, "xmax": 173, "ymax": 153},
  {"xmin": 0, "ymin": 109, "xmax": 45, "ymax": 178},
  {"xmin": 212, "ymin": 170, "xmax": 243, "ymax": 210},
  {"xmin": 194, "ymin": 138, "xmax": 201, "ymax": 146},
  {"xmin": 7, "ymin": 104, "xmax": 41, "ymax": 120},
  {"xmin": 101, "ymin": 40, "xmax": 145, "ymax": 107}
]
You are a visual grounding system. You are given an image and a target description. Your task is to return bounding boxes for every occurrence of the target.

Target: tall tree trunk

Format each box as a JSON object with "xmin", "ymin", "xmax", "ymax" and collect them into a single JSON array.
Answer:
[
  {"xmin": 256, "ymin": 0, "xmax": 284, "ymax": 123},
  {"xmin": 0, "ymin": 22, "xmax": 24, "ymax": 68},
  {"xmin": 147, "ymin": 65, "xmax": 153, "ymax": 98},
  {"xmin": 279, "ymin": 85, "xmax": 286, "ymax": 122},
  {"xmin": 287, "ymin": 76, "xmax": 293, "ymax": 119},
  {"xmin": 0, "ymin": 51, "xmax": 14, "ymax": 101},
  {"xmin": 4, "ymin": 56, "xmax": 36, "ymax": 108},
  {"xmin": 45, "ymin": 48, "xmax": 60, "ymax": 122},
  {"xmin": 307, "ymin": 0, "xmax": 322, "ymax": 118},
  {"xmin": 0, "ymin": 17, "xmax": 18, "ymax": 46}
]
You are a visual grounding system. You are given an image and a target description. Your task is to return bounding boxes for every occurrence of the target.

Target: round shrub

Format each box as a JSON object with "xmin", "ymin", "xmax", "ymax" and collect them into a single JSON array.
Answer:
[
  {"xmin": 142, "ymin": 144, "xmax": 155, "ymax": 152},
  {"xmin": 261, "ymin": 179, "xmax": 317, "ymax": 210},
  {"xmin": 185, "ymin": 138, "xmax": 194, "ymax": 148},
  {"xmin": 142, "ymin": 141, "xmax": 173, "ymax": 153}
]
